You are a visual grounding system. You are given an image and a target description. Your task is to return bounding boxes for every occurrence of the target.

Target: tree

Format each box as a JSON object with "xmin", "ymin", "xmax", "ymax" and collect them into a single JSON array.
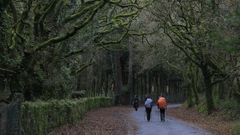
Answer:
[
  {"xmin": 0, "ymin": 0, "xmax": 151, "ymax": 101},
  {"xmin": 150, "ymin": 0, "xmax": 235, "ymax": 113}
]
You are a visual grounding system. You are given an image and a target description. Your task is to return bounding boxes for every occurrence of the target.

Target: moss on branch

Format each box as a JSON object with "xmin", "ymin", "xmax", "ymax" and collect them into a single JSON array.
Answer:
[
  {"xmin": 64, "ymin": 0, "xmax": 102, "ymax": 23},
  {"xmin": 33, "ymin": 1, "xmax": 106, "ymax": 52}
]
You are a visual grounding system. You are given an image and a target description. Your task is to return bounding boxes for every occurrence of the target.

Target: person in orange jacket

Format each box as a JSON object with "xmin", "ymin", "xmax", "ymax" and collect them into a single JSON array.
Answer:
[{"xmin": 157, "ymin": 95, "xmax": 167, "ymax": 122}]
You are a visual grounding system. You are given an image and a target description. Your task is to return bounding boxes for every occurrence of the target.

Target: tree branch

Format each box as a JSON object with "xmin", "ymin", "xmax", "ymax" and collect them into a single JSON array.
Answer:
[
  {"xmin": 109, "ymin": 0, "xmax": 146, "ymax": 9},
  {"xmin": 65, "ymin": 48, "xmax": 85, "ymax": 58},
  {"xmin": 9, "ymin": 0, "xmax": 17, "ymax": 24},
  {"xmin": 38, "ymin": 0, "xmax": 58, "ymax": 34},
  {"xmin": 211, "ymin": 74, "xmax": 229, "ymax": 86},
  {"xmin": 76, "ymin": 61, "xmax": 93, "ymax": 73},
  {"xmin": 164, "ymin": 31, "xmax": 201, "ymax": 67},
  {"xmin": 63, "ymin": 0, "xmax": 101, "ymax": 23},
  {"xmin": 96, "ymin": 30, "xmax": 128, "ymax": 46},
  {"xmin": 0, "ymin": 67, "xmax": 16, "ymax": 74},
  {"xmin": 33, "ymin": 1, "xmax": 106, "ymax": 52}
]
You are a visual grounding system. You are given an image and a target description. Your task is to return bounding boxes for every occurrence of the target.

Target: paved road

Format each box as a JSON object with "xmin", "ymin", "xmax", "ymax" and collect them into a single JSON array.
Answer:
[{"xmin": 131, "ymin": 105, "xmax": 213, "ymax": 135}]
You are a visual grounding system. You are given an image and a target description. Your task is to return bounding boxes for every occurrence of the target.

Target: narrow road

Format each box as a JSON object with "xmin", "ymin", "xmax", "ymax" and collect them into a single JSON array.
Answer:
[{"xmin": 131, "ymin": 105, "xmax": 213, "ymax": 135}]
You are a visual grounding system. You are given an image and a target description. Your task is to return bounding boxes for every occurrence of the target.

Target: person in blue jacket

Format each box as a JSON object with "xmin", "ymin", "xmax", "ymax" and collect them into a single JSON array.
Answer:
[{"xmin": 144, "ymin": 95, "xmax": 153, "ymax": 122}]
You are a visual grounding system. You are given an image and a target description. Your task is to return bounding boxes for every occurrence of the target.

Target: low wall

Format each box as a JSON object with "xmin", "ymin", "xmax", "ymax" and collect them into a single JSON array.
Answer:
[{"xmin": 21, "ymin": 97, "xmax": 112, "ymax": 135}]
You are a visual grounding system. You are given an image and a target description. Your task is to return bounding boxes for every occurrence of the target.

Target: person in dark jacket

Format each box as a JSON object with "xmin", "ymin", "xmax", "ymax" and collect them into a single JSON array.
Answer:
[{"xmin": 132, "ymin": 95, "xmax": 139, "ymax": 111}]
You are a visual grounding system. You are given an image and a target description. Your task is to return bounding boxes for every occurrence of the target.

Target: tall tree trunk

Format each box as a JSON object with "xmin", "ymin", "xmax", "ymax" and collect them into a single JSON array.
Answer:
[
  {"xmin": 0, "ymin": 2, "xmax": 6, "ymax": 49},
  {"xmin": 140, "ymin": 75, "xmax": 144, "ymax": 100},
  {"xmin": 20, "ymin": 52, "xmax": 37, "ymax": 101},
  {"xmin": 104, "ymin": 73, "xmax": 109, "ymax": 96},
  {"xmin": 190, "ymin": 65, "xmax": 199, "ymax": 105},
  {"xmin": 148, "ymin": 71, "xmax": 152, "ymax": 95},
  {"xmin": 146, "ymin": 71, "xmax": 150, "ymax": 94},
  {"xmin": 187, "ymin": 85, "xmax": 193, "ymax": 107},
  {"xmin": 132, "ymin": 71, "xmax": 136, "ymax": 95},
  {"xmin": 193, "ymin": 68, "xmax": 199, "ymax": 105},
  {"xmin": 112, "ymin": 52, "xmax": 123, "ymax": 104},
  {"xmin": 128, "ymin": 43, "xmax": 133, "ymax": 103},
  {"xmin": 201, "ymin": 65, "xmax": 215, "ymax": 114},
  {"xmin": 0, "ymin": 1, "xmax": 12, "ymax": 100},
  {"xmin": 144, "ymin": 73, "xmax": 147, "ymax": 96},
  {"xmin": 155, "ymin": 74, "xmax": 159, "ymax": 96},
  {"xmin": 218, "ymin": 82, "xmax": 225, "ymax": 100}
]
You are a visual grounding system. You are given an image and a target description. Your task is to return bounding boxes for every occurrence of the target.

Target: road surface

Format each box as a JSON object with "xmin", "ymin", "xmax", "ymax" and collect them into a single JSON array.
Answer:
[{"xmin": 131, "ymin": 105, "xmax": 213, "ymax": 135}]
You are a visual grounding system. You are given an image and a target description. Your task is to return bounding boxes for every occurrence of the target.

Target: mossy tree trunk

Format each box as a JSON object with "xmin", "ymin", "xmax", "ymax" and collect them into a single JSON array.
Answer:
[{"xmin": 201, "ymin": 65, "xmax": 215, "ymax": 114}]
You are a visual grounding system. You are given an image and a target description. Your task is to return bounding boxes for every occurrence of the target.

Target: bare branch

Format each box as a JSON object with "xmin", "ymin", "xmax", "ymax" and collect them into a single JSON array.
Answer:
[{"xmin": 164, "ymin": 30, "xmax": 201, "ymax": 67}]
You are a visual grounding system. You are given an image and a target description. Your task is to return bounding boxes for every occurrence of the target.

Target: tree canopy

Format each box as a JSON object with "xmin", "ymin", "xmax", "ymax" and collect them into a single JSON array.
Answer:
[{"xmin": 1, "ymin": 0, "xmax": 240, "ymax": 114}]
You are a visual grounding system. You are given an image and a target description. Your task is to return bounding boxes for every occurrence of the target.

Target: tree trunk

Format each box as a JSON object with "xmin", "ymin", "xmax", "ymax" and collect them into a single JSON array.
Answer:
[
  {"xmin": 128, "ymin": 43, "xmax": 133, "ymax": 103},
  {"xmin": 218, "ymin": 82, "xmax": 225, "ymax": 100},
  {"xmin": 147, "ymin": 72, "xmax": 151, "ymax": 94},
  {"xmin": 201, "ymin": 65, "xmax": 215, "ymax": 114},
  {"xmin": 104, "ymin": 73, "xmax": 109, "ymax": 96},
  {"xmin": 187, "ymin": 85, "xmax": 193, "ymax": 107},
  {"xmin": 155, "ymin": 73, "xmax": 159, "ymax": 96},
  {"xmin": 144, "ymin": 73, "xmax": 147, "ymax": 96},
  {"xmin": 191, "ymin": 65, "xmax": 199, "ymax": 105},
  {"xmin": 132, "ymin": 71, "xmax": 136, "ymax": 95},
  {"xmin": 0, "ymin": 3, "xmax": 6, "ymax": 49},
  {"xmin": 193, "ymin": 69, "xmax": 199, "ymax": 105},
  {"xmin": 140, "ymin": 75, "xmax": 144, "ymax": 100},
  {"xmin": 192, "ymin": 84, "xmax": 199, "ymax": 105},
  {"xmin": 112, "ymin": 52, "xmax": 123, "ymax": 104}
]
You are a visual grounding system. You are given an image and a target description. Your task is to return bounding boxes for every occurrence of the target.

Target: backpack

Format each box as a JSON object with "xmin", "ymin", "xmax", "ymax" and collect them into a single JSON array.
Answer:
[
  {"xmin": 158, "ymin": 97, "xmax": 167, "ymax": 109},
  {"xmin": 144, "ymin": 98, "xmax": 153, "ymax": 108}
]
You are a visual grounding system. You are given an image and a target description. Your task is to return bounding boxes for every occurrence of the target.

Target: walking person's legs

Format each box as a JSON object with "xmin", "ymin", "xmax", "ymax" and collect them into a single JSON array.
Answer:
[
  {"xmin": 162, "ymin": 109, "xmax": 165, "ymax": 121},
  {"xmin": 160, "ymin": 109, "xmax": 165, "ymax": 121},
  {"xmin": 157, "ymin": 106, "xmax": 160, "ymax": 121},
  {"xmin": 160, "ymin": 109, "xmax": 163, "ymax": 121},
  {"xmin": 134, "ymin": 103, "xmax": 138, "ymax": 111},
  {"xmin": 149, "ymin": 107, "xmax": 152, "ymax": 121},
  {"xmin": 145, "ymin": 107, "xmax": 148, "ymax": 121},
  {"xmin": 146, "ymin": 107, "xmax": 151, "ymax": 122}
]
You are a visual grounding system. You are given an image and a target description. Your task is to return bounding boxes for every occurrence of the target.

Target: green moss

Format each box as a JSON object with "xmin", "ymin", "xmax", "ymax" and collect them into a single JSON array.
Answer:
[
  {"xmin": 21, "ymin": 97, "xmax": 112, "ymax": 135},
  {"xmin": 196, "ymin": 102, "xmax": 208, "ymax": 114}
]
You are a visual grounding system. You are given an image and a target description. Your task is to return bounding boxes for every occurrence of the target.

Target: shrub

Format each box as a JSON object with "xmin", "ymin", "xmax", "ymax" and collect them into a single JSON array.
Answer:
[
  {"xmin": 218, "ymin": 99, "xmax": 240, "ymax": 120},
  {"xmin": 21, "ymin": 97, "xmax": 112, "ymax": 135}
]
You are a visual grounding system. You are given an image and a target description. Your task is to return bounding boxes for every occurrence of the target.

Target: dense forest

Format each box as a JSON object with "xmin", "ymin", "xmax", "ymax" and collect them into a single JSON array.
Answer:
[{"xmin": 0, "ymin": 0, "xmax": 240, "ymax": 133}]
